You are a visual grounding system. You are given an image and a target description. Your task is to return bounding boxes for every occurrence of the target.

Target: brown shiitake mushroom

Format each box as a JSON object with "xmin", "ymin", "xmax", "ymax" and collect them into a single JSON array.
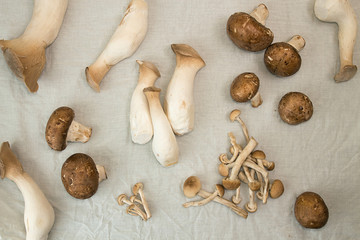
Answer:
[
  {"xmin": 278, "ymin": 92, "xmax": 313, "ymax": 125},
  {"xmin": 230, "ymin": 73, "xmax": 262, "ymax": 107},
  {"xmin": 45, "ymin": 106, "xmax": 92, "ymax": 151},
  {"xmin": 264, "ymin": 35, "xmax": 305, "ymax": 77},
  {"xmin": 227, "ymin": 4, "xmax": 274, "ymax": 52},
  {"xmin": 61, "ymin": 153, "xmax": 107, "ymax": 199},
  {"xmin": 269, "ymin": 179, "xmax": 284, "ymax": 199},
  {"xmin": 294, "ymin": 192, "xmax": 329, "ymax": 229}
]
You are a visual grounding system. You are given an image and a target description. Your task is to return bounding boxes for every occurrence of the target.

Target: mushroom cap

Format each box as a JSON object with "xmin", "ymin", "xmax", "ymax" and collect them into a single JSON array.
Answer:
[
  {"xmin": 294, "ymin": 192, "xmax": 329, "ymax": 229},
  {"xmin": 61, "ymin": 153, "xmax": 99, "ymax": 199},
  {"xmin": 132, "ymin": 182, "xmax": 144, "ymax": 195},
  {"xmin": 269, "ymin": 179, "xmax": 284, "ymax": 199},
  {"xmin": 230, "ymin": 73, "xmax": 260, "ymax": 102},
  {"xmin": 117, "ymin": 194, "xmax": 128, "ymax": 205},
  {"xmin": 215, "ymin": 184, "xmax": 225, "ymax": 197},
  {"xmin": 265, "ymin": 161, "xmax": 275, "ymax": 171},
  {"xmin": 251, "ymin": 150, "xmax": 266, "ymax": 160},
  {"xmin": 249, "ymin": 181, "xmax": 261, "ymax": 191},
  {"xmin": 218, "ymin": 163, "xmax": 229, "ymax": 177},
  {"xmin": 222, "ymin": 177, "xmax": 241, "ymax": 190},
  {"xmin": 226, "ymin": 12, "xmax": 274, "ymax": 52},
  {"xmin": 45, "ymin": 106, "xmax": 75, "ymax": 151},
  {"xmin": 245, "ymin": 202, "xmax": 258, "ymax": 213},
  {"xmin": 183, "ymin": 176, "xmax": 202, "ymax": 198},
  {"xmin": 278, "ymin": 92, "xmax": 313, "ymax": 125},
  {"xmin": 229, "ymin": 109, "xmax": 241, "ymax": 122},
  {"xmin": 264, "ymin": 42, "xmax": 302, "ymax": 77}
]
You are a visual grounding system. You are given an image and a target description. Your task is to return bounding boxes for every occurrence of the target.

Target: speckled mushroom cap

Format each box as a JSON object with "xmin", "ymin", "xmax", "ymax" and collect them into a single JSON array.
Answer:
[
  {"xmin": 230, "ymin": 73, "xmax": 260, "ymax": 102},
  {"xmin": 227, "ymin": 12, "xmax": 273, "ymax": 52},
  {"xmin": 294, "ymin": 192, "xmax": 329, "ymax": 229},
  {"xmin": 183, "ymin": 176, "xmax": 201, "ymax": 198},
  {"xmin": 45, "ymin": 106, "xmax": 75, "ymax": 151},
  {"xmin": 278, "ymin": 92, "xmax": 313, "ymax": 125},
  {"xmin": 264, "ymin": 42, "xmax": 301, "ymax": 77},
  {"xmin": 61, "ymin": 153, "xmax": 99, "ymax": 199}
]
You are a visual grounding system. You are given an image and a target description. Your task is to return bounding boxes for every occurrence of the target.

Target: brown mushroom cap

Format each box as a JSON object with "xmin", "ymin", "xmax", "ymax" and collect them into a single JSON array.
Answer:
[
  {"xmin": 269, "ymin": 179, "xmax": 284, "ymax": 199},
  {"xmin": 215, "ymin": 184, "xmax": 225, "ymax": 197},
  {"xmin": 251, "ymin": 150, "xmax": 266, "ymax": 160},
  {"xmin": 45, "ymin": 106, "xmax": 75, "ymax": 151},
  {"xmin": 294, "ymin": 192, "xmax": 329, "ymax": 229},
  {"xmin": 183, "ymin": 176, "xmax": 202, "ymax": 198},
  {"xmin": 227, "ymin": 12, "xmax": 274, "ymax": 52},
  {"xmin": 218, "ymin": 164, "xmax": 229, "ymax": 177},
  {"xmin": 61, "ymin": 153, "xmax": 99, "ymax": 199},
  {"xmin": 278, "ymin": 92, "xmax": 313, "ymax": 125},
  {"xmin": 132, "ymin": 182, "xmax": 144, "ymax": 195},
  {"xmin": 249, "ymin": 181, "xmax": 261, "ymax": 191},
  {"xmin": 264, "ymin": 42, "xmax": 302, "ymax": 77},
  {"xmin": 229, "ymin": 109, "xmax": 241, "ymax": 122},
  {"xmin": 222, "ymin": 177, "xmax": 241, "ymax": 190},
  {"xmin": 230, "ymin": 73, "xmax": 260, "ymax": 102}
]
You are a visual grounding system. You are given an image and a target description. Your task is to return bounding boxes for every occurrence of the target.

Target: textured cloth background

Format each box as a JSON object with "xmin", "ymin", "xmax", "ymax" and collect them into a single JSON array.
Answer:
[{"xmin": 0, "ymin": 0, "xmax": 360, "ymax": 239}]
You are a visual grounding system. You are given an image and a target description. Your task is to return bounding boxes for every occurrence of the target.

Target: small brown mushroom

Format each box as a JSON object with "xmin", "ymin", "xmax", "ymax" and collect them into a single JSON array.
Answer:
[
  {"xmin": 269, "ymin": 179, "xmax": 284, "ymax": 199},
  {"xmin": 45, "ymin": 106, "xmax": 92, "ymax": 151},
  {"xmin": 294, "ymin": 192, "xmax": 329, "ymax": 229},
  {"xmin": 132, "ymin": 182, "xmax": 151, "ymax": 220},
  {"xmin": 264, "ymin": 35, "xmax": 305, "ymax": 77},
  {"xmin": 61, "ymin": 153, "xmax": 106, "ymax": 199},
  {"xmin": 227, "ymin": 4, "xmax": 274, "ymax": 52},
  {"xmin": 278, "ymin": 92, "xmax": 313, "ymax": 125},
  {"xmin": 230, "ymin": 73, "xmax": 262, "ymax": 108}
]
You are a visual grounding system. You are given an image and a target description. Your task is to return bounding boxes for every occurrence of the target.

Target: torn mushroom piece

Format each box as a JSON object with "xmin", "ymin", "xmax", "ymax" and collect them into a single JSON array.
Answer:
[
  {"xmin": 314, "ymin": 0, "xmax": 357, "ymax": 82},
  {"xmin": 278, "ymin": 92, "xmax": 313, "ymax": 125},
  {"xmin": 0, "ymin": 0, "xmax": 68, "ymax": 92},
  {"xmin": 230, "ymin": 73, "xmax": 262, "ymax": 108},
  {"xmin": 164, "ymin": 44, "xmax": 206, "ymax": 136},
  {"xmin": 61, "ymin": 153, "xmax": 106, "ymax": 199},
  {"xmin": 183, "ymin": 184, "xmax": 224, "ymax": 208},
  {"xmin": 0, "ymin": 142, "xmax": 55, "ymax": 240},
  {"xmin": 227, "ymin": 4, "xmax": 274, "ymax": 52},
  {"xmin": 264, "ymin": 35, "xmax": 305, "ymax": 77},
  {"xmin": 45, "ymin": 106, "xmax": 92, "ymax": 151}
]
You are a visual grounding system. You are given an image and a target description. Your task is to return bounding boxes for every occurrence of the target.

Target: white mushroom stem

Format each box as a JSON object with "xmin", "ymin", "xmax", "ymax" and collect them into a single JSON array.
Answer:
[
  {"xmin": 232, "ymin": 184, "xmax": 242, "ymax": 205},
  {"xmin": 256, "ymin": 170, "xmax": 264, "ymax": 200},
  {"xmin": 250, "ymin": 4, "xmax": 269, "ymax": 26},
  {"xmin": 164, "ymin": 44, "xmax": 205, "ymax": 136},
  {"xmin": 238, "ymin": 171, "xmax": 249, "ymax": 184},
  {"xmin": 198, "ymin": 190, "xmax": 248, "ymax": 219},
  {"xmin": 0, "ymin": 0, "xmax": 68, "ymax": 92},
  {"xmin": 232, "ymin": 114, "xmax": 250, "ymax": 143},
  {"xmin": 126, "ymin": 204, "xmax": 147, "ymax": 221},
  {"xmin": 243, "ymin": 160, "xmax": 269, "ymax": 204},
  {"xmin": 219, "ymin": 133, "xmax": 240, "ymax": 164},
  {"xmin": 183, "ymin": 186, "xmax": 222, "ymax": 208},
  {"xmin": 0, "ymin": 142, "xmax": 55, "ymax": 240},
  {"xmin": 144, "ymin": 87, "xmax": 179, "ymax": 167},
  {"xmin": 66, "ymin": 120, "xmax": 92, "ymax": 143},
  {"xmin": 85, "ymin": 0, "xmax": 148, "ymax": 92},
  {"xmin": 243, "ymin": 166, "xmax": 260, "ymax": 191},
  {"xmin": 314, "ymin": 0, "xmax": 357, "ymax": 82},
  {"xmin": 134, "ymin": 186, "xmax": 151, "ymax": 220},
  {"xmin": 130, "ymin": 60, "xmax": 160, "ymax": 144},
  {"xmin": 251, "ymin": 91, "xmax": 263, "ymax": 108},
  {"xmin": 96, "ymin": 165, "xmax": 107, "ymax": 183},
  {"xmin": 287, "ymin": 35, "xmax": 306, "ymax": 52},
  {"xmin": 229, "ymin": 137, "xmax": 257, "ymax": 181},
  {"xmin": 245, "ymin": 170, "xmax": 257, "ymax": 213}
]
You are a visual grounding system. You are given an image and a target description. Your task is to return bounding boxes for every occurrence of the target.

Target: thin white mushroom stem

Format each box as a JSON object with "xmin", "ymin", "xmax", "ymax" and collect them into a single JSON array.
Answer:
[
  {"xmin": 250, "ymin": 4, "xmax": 269, "ymax": 26},
  {"xmin": 86, "ymin": 0, "xmax": 148, "ymax": 92},
  {"xmin": 243, "ymin": 166, "xmax": 261, "ymax": 191},
  {"xmin": 238, "ymin": 171, "xmax": 249, "ymax": 184},
  {"xmin": 66, "ymin": 120, "xmax": 92, "ymax": 143},
  {"xmin": 232, "ymin": 184, "xmax": 242, "ymax": 205},
  {"xmin": 219, "ymin": 132, "xmax": 240, "ymax": 164},
  {"xmin": 287, "ymin": 35, "xmax": 306, "ymax": 52},
  {"xmin": 256, "ymin": 170, "xmax": 264, "ymax": 200},
  {"xmin": 230, "ymin": 110, "xmax": 250, "ymax": 143},
  {"xmin": 245, "ymin": 171, "xmax": 257, "ymax": 213},
  {"xmin": 126, "ymin": 204, "xmax": 147, "ymax": 221},
  {"xmin": 96, "ymin": 165, "xmax": 107, "ymax": 183},
  {"xmin": 183, "ymin": 185, "xmax": 224, "ymax": 208},
  {"xmin": 0, "ymin": 0, "xmax": 68, "ymax": 92},
  {"xmin": 198, "ymin": 190, "xmax": 248, "ymax": 219},
  {"xmin": 243, "ymin": 160, "xmax": 269, "ymax": 204}
]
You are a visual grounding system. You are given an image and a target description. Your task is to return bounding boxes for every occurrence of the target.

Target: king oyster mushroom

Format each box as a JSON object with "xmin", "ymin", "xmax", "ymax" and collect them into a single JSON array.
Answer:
[
  {"xmin": 61, "ymin": 153, "xmax": 107, "ymax": 199},
  {"xmin": 230, "ymin": 73, "xmax": 262, "ymax": 108},
  {"xmin": 45, "ymin": 106, "xmax": 92, "ymax": 151},
  {"xmin": 278, "ymin": 92, "xmax": 313, "ymax": 125},
  {"xmin": 227, "ymin": 4, "xmax": 274, "ymax": 52}
]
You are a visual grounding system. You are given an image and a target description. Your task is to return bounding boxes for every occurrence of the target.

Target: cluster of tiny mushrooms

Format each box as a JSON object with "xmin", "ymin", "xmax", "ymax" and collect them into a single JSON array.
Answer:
[{"xmin": 0, "ymin": 0, "xmax": 355, "ymax": 236}]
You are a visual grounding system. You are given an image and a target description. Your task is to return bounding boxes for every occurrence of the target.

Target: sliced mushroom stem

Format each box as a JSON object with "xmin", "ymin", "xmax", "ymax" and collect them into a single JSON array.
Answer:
[
  {"xmin": 96, "ymin": 165, "xmax": 107, "ymax": 183},
  {"xmin": 287, "ymin": 35, "xmax": 306, "ymax": 52},
  {"xmin": 232, "ymin": 184, "xmax": 242, "ymax": 205},
  {"xmin": 249, "ymin": 3, "xmax": 269, "ymax": 25},
  {"xmin": 250, "ymin": 91, "xmax": 263, "ymax": 108},
  {"xmin": 66, "ymin": 120, "xmax": 92, "ymax": 143},
  {"xmin": 198, "ymin": 190, "xmax": 248, "ymax": 219},
  {"xmin": 229, "ymin": 138, "xmax": 257, "ymax": 180},
  {"xmin": 126, "ymin": 204, "xmax": 147, "ymax": 221}
]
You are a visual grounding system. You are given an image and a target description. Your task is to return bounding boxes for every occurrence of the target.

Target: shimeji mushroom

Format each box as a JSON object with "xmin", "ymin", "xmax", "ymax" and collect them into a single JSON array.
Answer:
[
  {"xmin": 130, "ymin": 60, "xmax": 161, "ymax": 144},
  {"xmin": 86, "ymin": 0, "xmax": 148, "ymax": 92},
  {"xmin": 243, "ymin": 166, "xmax": 261, "ymax": 191},
  {"xmin": 227, "ymin": 4, "xmax": 274, "ymax": 52},
  {"xmin": 245, "ymin": 170, "xmax": 258, "ymax": 213},
  {"xmin": 0, "ymin": 142, "xmax": 55, "ymax": 240},
  {"xmin": 264, "ymin": 35, "xmax": 306, "ymax": 77},
  {"xmin": 164, "ymin": 44, "xmax": 206, "ymax": 136},
  {"xmin": 218, "ymin": 132, "xmax": 240, "ymax": 164},
  {"xmin": 45, "ymin": 106, "xmax": 92, "ymax": 151},
  {"xmin": 126, "ymin": 204, "xmax": 147, "ymax": 221},
  {"xmin": 269, "ymin": 179, "xmax": 284, "ymax": 199},
  {"xmin": 183, "ymin": 184, "xmax": 224, "ymax": 208},
  {"xmin": 61, "ymin": 153, "xmax": 107, "ymax": 199},
  {"xmin": 314, "ymin": 0, "xmax": 358, "ymax": 82},
  {"xmin": 0, "ymin": 0, "xmax": 68, "ymax": 92},
  {"xmin": 230, "ymin": 73, "xmax": 262, "ymax": 108},
  {"xmin": 132, "ymin": 183, "xmax": 151, "ymax": 220},
  {"xmin": 278, "ymin": 92, "xmax": 313, "ymax": 125},
  {"xmin": 229, "ymin": 110, "xmax": 250, "ymax": 142},
  {"xmin": 143, "ymin": 87, "xmax": 179, "ymax": 167}
]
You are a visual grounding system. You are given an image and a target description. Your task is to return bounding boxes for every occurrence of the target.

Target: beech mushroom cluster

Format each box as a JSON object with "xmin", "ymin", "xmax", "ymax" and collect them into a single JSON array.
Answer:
[
  {"xmin": 117, "ymin": 182, "xmax": 151, "ymax": 221},
  {"xmin": 218, "ymin": 110, "xmax": 284, "ymax": 213}
]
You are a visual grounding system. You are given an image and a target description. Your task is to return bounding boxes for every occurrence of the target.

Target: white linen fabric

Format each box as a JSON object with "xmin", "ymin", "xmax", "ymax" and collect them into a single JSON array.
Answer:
[{"xmin": 0, "ymin": 0, "xmax": 359, "ymax": 239}]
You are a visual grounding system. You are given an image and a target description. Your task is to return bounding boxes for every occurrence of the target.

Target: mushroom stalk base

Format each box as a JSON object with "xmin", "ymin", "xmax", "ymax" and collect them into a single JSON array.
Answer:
[
  {"xmin": 66, "ymin": 120, "xmax": 92, "ymax": 143},
  {"xmin": 250, "ymin": 91, "xmax": 262, "ymax": 108},
  {"xmin": 96, "ymin": 165, "xmax": 107, "ymax": 183},
  {"xmin": 250, "ymin": 4, "xmax": 269, "ymax": 25},
  {"xmin": 287, "ymin": 35, "xmax": 306, "ymax": 52}
]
